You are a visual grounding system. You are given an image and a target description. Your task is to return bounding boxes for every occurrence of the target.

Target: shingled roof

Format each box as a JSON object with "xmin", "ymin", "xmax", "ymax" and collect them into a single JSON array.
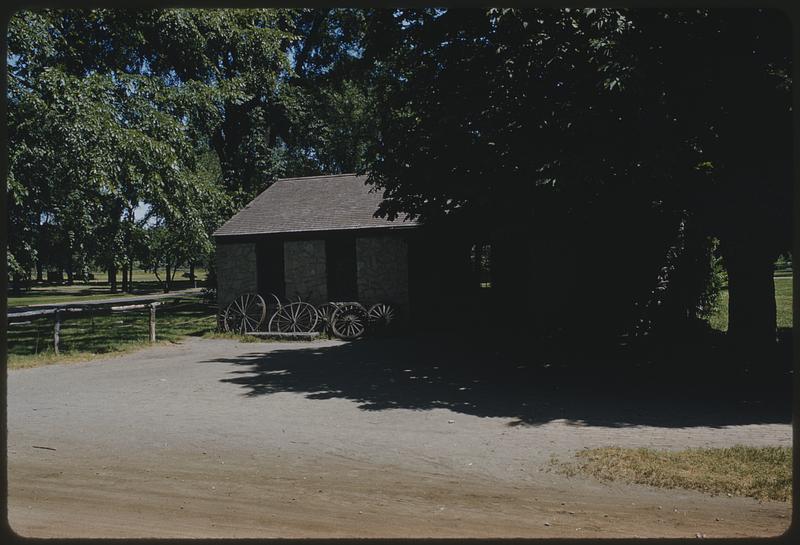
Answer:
[{"xmin": 213, "ymin": 173, "xmax": 418, "ymax": 237}]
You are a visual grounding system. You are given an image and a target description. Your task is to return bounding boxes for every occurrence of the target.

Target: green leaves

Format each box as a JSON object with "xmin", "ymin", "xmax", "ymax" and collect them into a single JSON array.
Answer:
[
  {"xmin": 7, "ymin": 8, "xmax": 302, "ymax": 279},
  {"xmin": 360, "ymin": 7, "xmax": 791, "ymax": 336}
]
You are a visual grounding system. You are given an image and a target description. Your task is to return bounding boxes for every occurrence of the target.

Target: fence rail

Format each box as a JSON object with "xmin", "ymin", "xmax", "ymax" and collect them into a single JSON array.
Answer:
[{"xmin": 7, "ymin": 296, "xmax": 203, "ymax": 356}]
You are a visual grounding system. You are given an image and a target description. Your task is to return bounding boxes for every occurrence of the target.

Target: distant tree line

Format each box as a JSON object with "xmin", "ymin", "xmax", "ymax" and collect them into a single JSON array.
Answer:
[{"xmin": 7, "ymin": 8, "xmax": 791, "ymax": 351}]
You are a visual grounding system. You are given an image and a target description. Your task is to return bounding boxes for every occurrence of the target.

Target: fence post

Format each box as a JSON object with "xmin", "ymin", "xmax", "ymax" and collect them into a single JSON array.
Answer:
[
  {"xmin": 53, "ymin": 308, "xmax": 62, "ymax": 355},
  {"xmin": 149, "ymin": 303, "xmax": 156, "ymax": 343}
]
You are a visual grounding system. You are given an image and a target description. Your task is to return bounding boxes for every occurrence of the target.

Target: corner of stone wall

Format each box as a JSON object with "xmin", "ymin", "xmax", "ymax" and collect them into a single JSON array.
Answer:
[
  {"xmin": 215, "ymin": 240, "xmax": 257, "ymax": 310},
  {"xmin": 356, "ymin": 234, "xmax": 410, "ymax": 315}
]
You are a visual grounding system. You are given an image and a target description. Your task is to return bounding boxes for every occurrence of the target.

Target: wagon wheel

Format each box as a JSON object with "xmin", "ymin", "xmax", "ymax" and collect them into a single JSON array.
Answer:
[
  {"xmin": 223, "ymin": 293, "xmax": 267, "ymax": 334},
  {"xmin": 368, "ymin": 303, "xmax": 398, "ymax": 330},
  {"xmin": 268, "ymin": 301, "xmax": 319, "ymax": 333},
  {"xmin": 316, "ymin": 303, "xmax": 336, "ymax": 332},
  {"xmin": 330, "ymin": 303, "xmax": 368, "ymax": 340}
]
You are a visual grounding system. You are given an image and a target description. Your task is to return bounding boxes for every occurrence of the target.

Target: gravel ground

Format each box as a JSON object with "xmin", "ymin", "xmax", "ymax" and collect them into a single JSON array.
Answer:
[{"xmin": 7, "ymin": 336, "xmax": 792, "ymax": 538}]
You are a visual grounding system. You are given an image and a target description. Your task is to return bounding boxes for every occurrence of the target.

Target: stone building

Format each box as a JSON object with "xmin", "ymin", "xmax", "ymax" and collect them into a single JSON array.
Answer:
[
  {"xmin": 213, "ymin": 174, "xmax": 420, "ymax": 315},
  {"xmin": 216, "ymin": 172, "xmax": 627, "ymax": 334}
]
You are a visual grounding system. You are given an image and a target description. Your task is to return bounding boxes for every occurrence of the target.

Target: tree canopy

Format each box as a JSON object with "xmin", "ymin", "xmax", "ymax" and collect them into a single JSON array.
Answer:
[
  {"xmin": 7, "ymin": 8, "xmax": 374, "ymax": 292},
  {"xmin": 361, "ymin": 8, "xmax": 791, "ymax": 343},
  {"xmin": 6, "ymin": 8, "xmax": 791, "ymax": 347}
]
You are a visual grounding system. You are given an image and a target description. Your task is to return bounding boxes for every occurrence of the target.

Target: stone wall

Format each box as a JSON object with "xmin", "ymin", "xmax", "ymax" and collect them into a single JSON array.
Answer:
[
  {"xmin": 217, "ymin": 235, "xmax": 410, "ymax": 313},
  {"xmin": 283, "ymin": 239, "xmax": 327, "ymax": 304},
  {"xmin": 356, "ymin": 235, "xmax": 410, "ymax": 313},
  {"xmin": 216, "ymin": 241, "xmax": 257, "ymax": 309}
]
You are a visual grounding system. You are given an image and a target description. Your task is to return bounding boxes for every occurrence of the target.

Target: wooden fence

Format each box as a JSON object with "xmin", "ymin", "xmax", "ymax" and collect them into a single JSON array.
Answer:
[{"xmin": 7, "ymin": 297, "xmax": 202, "ymax": 356}]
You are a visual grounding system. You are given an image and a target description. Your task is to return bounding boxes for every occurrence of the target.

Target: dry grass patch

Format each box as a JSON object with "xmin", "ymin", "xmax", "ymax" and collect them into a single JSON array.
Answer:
[{"xmin": 558, "ymin": 446, "xmax": 791, "ymax": 502}]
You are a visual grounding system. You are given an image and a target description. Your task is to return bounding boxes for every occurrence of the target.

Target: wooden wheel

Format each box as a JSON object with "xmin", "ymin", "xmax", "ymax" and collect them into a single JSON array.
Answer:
[
  {"xmin": 223, "ymin": 293, "xmax": 267, "ymax": 334},
  {"xmin": 268, "ymin": 301, "xmax": 319, "ymax": 333},
  {"xmin": 368, "ymin": 302, "xmax": 398, "ymax": 329},
  {"xmin": 330, "ymin": 303, "xmax": 368, "ymax": 340},
  {"xmin": 316, "ymin": 303, "xmax": 335, "ymax": 332}
]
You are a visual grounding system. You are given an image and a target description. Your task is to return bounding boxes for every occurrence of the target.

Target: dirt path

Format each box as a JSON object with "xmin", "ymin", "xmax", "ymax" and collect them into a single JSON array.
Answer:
[{"xmin": 7, "ymin": 337, "xmax": 792, "ymax": 538}]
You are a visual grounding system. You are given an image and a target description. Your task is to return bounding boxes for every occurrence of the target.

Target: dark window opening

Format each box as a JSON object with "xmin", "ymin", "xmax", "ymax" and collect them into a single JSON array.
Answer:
[
  {"xmin": 326, "ymin": 236, "xmax": 358, "ymax": 301},
  {"xmin": 256, "ymin": 239, "xmax": 285, "ymax": 299},
  {"xmin": 470, "ymin": 242, "xmax": 492, "ymax": 288}
]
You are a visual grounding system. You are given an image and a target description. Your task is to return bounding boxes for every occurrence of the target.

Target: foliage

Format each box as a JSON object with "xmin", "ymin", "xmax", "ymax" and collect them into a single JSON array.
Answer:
[
  {"xmin": 7, "ymin": 8, "xmax": 300, "ymax": 289},
  {"xmin": 774, "ymin": 253, "xmax": 792, "ymax": 272},
  {"xmin": 273, "ymin": 9, "xmax": 376, "ymax": 176},
  {"xmin": 362, "ymin": 8, "xmax": 791, "ymax": 338},
  {"xmin": 7, "ymin": 8, "xmax": 379, "ymax": 293},
  {"xmin": 7, "ymin": 8, "xmax": 789, "ymax": 342},
  {"xmin": 279, "ymin": 78, "xmax": 377, "ymax": 175}
]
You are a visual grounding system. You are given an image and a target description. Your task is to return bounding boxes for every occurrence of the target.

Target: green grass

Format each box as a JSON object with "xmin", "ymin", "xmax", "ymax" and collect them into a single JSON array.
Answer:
[
  {"xmin": 7, "ymin": 289, "xmax": 142, "ymax": 308},
  {"xmin": 7, "ymin": 301, "xmax": 217, "ymax": 369},
  {"xmin": 708, "ymin": 275, "xmax": 793, "ymax": 332},
  {"xmin": 7, "ymin": 268, "xmax": 207, "ymax": 308},
  {"xmin": 557, "ymin": 446, "xmax": 792, "ymax": 502}
]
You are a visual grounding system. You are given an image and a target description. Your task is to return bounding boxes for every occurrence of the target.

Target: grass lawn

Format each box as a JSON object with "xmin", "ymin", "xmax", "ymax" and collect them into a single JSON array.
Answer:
[
  {"xmin": 7, "ymin": 268, "xmax": 207, "ymax": 308},
  {"xmin": 9, "ymin": 288, "xmax": 144, "ymax": 308},
  {"xmin": 7, "ymin": 301, "xmax": 217, "ymax": 369},
  {"xmin": 557, "ymin": 446, "xmax": 792, "ymax": 502},
  {"xmin": 708, "ymin": 275, "xmax": 793, "ymax": 332}
]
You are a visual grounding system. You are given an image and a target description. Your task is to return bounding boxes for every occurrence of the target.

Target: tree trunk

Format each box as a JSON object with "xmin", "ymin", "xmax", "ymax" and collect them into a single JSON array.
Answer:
[
  {"xmin": 722, "ymin": 240, "xmax": 777, "ymax": 356},
  {"xmin": 66, "ymin": 256, "xmax": 74, "ymax": 285},
  {"xmin": 108, "ymin": 264, "xmax": 118, "ymax": 293},
  {"xmin": 12, "ymin": 274, "xmax": 22, "ymax": 296},
  {"xmin": 128, "ymin": 250, "xmax": 135, "ymax": 293},
  {"xmin": 107, "ymin": 199, "xmax": 124, "ymax": 295},
  {"xmin": 125, "ymin": 206, "xmax": 135, "ymax": 293},
  {"xmin": 121, "ymin": 264, "xmax": 129, "ymax": 293},
  {"xmin": 35, "ymin": 262, "xmax": 43, "ymax": 283},
  {"xmin": 189, "ymin": 262, "xmax": 196, "ymax": 288},
  {"xmin": 164, "ymin": 262, "xmax": 171, "ymax": 293}
]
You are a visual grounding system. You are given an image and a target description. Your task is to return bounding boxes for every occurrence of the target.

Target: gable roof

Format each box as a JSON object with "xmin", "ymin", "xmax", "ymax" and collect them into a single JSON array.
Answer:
[{"xmin": 213, "ymin": 173, "xmax": 418, "ymax": 237}]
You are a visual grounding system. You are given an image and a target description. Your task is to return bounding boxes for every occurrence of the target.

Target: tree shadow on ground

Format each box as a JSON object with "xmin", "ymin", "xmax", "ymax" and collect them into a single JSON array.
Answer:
[{"xmin": 206, "ymin": 330, "xmax": 792, "ymax": 428}]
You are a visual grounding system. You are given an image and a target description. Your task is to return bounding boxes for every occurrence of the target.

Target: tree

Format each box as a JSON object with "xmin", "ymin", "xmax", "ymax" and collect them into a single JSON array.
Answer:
[
  {"xmin": 579, "ymin": 8, "xmax": 792, "ymax": 348},
  {"xmin": 278, "ymin": 9, "xmax": 378, "ymax": 175},
  {"xmin": 127, "ymin": 9, "xmax": 299, "ymax": 206},
  {"xmin": 7, "ymin": 9, "xmax": 299, "ymax": 291},
  {"xmin": 362, "ymin": 8, "xmax": 791, "ymax": 345}
]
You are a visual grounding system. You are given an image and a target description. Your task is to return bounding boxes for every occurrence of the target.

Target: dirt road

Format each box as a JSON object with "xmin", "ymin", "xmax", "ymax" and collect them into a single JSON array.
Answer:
[{"xmin": 7, "ymin": 337, "xmax": 792, "ymax": 538}]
